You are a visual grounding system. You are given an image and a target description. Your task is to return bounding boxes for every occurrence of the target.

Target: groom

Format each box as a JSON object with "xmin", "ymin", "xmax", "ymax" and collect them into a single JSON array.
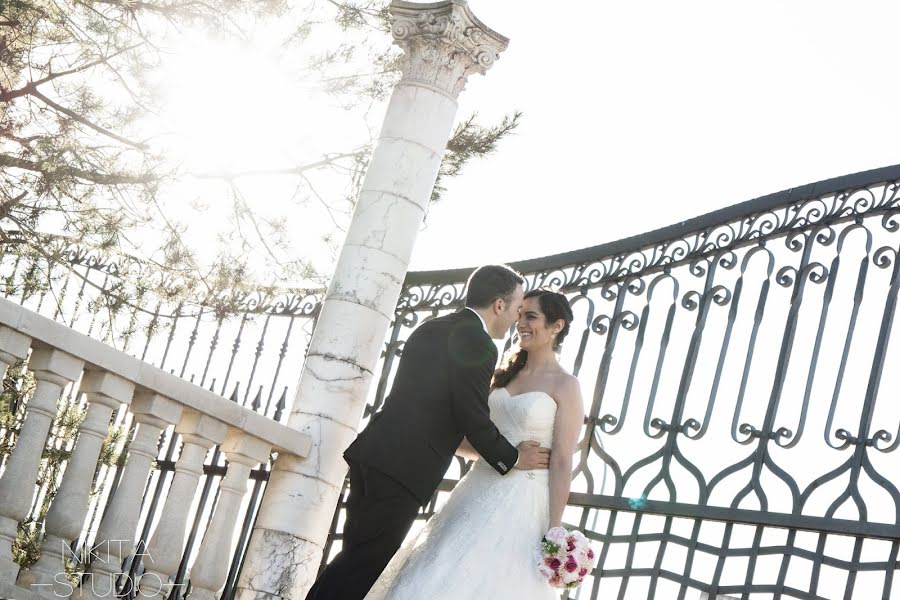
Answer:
[{"xmin": 305, "ymin": 264, "xmax": 552, "ymax": 599}]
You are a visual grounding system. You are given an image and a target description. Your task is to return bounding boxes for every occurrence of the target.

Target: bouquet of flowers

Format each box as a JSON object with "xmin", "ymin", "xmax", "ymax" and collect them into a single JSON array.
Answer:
[{"xmin": 536, "ymin": 526, "xmax": 596, "ymax": 589}]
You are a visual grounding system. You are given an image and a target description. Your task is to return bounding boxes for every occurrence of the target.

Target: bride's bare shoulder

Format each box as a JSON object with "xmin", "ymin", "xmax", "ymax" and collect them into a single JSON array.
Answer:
[{"xmin": 549, "ymin": 371, "xmax": 581, "ymax": 402}]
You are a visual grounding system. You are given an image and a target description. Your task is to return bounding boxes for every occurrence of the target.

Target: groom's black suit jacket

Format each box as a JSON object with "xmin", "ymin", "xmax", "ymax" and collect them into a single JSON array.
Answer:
[{"xmin": 344, "ymin": 309, "xmax": 519, "ymax": 505}]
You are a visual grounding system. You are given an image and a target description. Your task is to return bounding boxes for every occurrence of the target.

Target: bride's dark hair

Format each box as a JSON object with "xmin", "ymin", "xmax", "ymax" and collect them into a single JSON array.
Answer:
[{"xmin": 491, "ymin": 289, "xmax": 574, "ymax": 391}]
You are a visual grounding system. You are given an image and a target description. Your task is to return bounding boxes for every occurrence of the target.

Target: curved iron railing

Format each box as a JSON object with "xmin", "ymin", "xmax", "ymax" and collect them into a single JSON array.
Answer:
[{"xmin": 325, "ymin": 163, "xmax": 900, "ymax": 600}]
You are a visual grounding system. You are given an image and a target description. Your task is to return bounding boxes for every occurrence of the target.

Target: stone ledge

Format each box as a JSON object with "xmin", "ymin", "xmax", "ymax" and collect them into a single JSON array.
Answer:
[{"xmin": 0, "ymin": 297, "xmax": 310, "ymax": 459}]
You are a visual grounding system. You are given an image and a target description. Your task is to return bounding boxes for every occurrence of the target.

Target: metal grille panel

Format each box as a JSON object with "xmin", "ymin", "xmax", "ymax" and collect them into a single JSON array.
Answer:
[{"xmin": 323, "ymin": 166, "xmax": 900, "ymax": 599}]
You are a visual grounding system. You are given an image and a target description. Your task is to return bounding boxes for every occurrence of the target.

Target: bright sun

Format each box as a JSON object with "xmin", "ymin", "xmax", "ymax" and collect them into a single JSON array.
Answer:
[
  {"xmin": 147, "ymin": 32, "xmax": 362, "ymax": 279},
  {"xmin": 157, "ymin": 35, "xmax": 305, "ymax": 175}
]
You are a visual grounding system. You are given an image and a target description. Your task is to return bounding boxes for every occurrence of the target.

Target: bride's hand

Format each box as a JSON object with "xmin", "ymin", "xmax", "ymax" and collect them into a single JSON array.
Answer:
[{"xmin": 514, "ymin": 440, "xmax": 551, "ymax": 469}]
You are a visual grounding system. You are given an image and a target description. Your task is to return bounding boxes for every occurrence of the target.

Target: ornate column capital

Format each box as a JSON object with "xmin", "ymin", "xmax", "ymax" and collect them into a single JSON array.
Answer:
[{"xmin": 390, "ymin": 0, "xmax": 509, "ymax": 98}]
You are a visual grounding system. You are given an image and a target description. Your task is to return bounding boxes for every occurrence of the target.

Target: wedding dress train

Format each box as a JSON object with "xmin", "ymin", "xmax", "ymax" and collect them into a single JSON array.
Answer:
[{"xmin": 366, "ymin": 387, "xmax": 559, "ymax": 599}]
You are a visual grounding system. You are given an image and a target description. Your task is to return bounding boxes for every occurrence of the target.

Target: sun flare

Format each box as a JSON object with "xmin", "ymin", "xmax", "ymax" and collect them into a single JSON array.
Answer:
[{"xmin": 157, "ymin": 35, "xmax": 304, "ymax": 175}]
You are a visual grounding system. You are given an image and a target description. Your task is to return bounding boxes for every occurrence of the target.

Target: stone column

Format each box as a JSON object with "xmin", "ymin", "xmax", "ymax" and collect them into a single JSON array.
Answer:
[{"xmin": 236, "ymin": 2, "xmax": 509, "ymax": 599}]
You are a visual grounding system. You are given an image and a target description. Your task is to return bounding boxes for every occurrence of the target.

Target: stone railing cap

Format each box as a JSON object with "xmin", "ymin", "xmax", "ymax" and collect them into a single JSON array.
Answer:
[{"xmin": 0, "ymin": 297, "xmax": 310, "ymax": 458}]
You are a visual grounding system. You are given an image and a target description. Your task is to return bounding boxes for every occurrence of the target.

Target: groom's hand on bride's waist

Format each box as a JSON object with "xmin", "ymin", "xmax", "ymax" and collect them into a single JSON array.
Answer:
[{"xmin": 513, "ymin": 440, "xmax": 551, "ymax": 470}]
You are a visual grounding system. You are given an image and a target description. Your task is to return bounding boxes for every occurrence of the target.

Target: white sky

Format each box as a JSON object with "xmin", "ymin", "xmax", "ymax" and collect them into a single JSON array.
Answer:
[
  {"xmin": 151, "ymin": 1, "xmax": 900, "ymax": 281},
  {"xmin": 409, "ymin": 0, "xmax": 900, "ymax": 270}
]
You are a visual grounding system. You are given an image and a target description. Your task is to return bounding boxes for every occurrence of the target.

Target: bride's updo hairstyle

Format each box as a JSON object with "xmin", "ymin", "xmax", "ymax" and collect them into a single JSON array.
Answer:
[{"xmin": 491, "ymin": 289, "xmax": 574, "ymax": 391}]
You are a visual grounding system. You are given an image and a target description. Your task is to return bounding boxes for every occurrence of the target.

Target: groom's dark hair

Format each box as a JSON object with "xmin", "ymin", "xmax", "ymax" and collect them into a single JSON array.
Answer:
[{"xmin": 464, "ymin": 265, "xmax": 525, "ymax": 309}]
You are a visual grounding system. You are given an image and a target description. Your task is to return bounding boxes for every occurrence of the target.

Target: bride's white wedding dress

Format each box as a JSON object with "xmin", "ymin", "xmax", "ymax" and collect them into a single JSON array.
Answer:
[{"xmin": 366, "ymin": 387, "xmax": 559, "ymax": 599}]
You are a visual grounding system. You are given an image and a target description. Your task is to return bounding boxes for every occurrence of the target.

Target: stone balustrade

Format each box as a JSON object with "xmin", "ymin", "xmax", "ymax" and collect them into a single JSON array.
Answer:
[{"xmin": 0, "ymin": 296, "xmax": 310, "ymax": 600}]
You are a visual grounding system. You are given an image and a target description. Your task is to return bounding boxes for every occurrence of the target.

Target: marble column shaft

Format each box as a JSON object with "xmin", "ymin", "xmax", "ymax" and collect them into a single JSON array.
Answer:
[{"xmin": 236, "ymin": 2, "xmax": 509, "ymax": 599}]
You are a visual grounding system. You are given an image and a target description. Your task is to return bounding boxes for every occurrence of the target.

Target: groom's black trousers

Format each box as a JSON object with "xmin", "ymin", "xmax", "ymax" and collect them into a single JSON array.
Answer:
[{"xmin": 305, "ymin": 461, "xmax": 421, "ymax": 600}]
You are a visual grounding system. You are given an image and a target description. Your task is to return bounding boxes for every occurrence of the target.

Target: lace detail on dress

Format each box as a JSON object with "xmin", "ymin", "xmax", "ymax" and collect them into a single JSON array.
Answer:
[{"xmin": 366, "ymin": 389, "xmax": 558, "ymax": 600}]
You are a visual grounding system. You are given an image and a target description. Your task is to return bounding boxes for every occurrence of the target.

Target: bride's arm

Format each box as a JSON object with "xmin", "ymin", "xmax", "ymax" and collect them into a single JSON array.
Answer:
[
  {"xmin": 455, "ymin": 437, "xmax": 481, "ymax": 461},
  {"xmin": 548, "ymin": 378, "xmax": 585, "ymax": 528}
]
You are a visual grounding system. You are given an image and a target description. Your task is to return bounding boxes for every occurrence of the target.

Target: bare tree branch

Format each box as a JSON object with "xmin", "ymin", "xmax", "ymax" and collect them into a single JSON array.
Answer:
[
  {"xmin": 0, "ymin": 44, "xmax": 144, "ymax": 103},
  {"xmin": 188, "ymin": 151, "xmax": 365, "ymax": 180}
]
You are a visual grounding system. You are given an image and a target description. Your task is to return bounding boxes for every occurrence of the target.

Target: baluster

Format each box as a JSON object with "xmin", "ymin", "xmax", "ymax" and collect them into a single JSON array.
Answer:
[
  {"xmin": 0, "ymin": 327, "xmax": 30, "ymax": 475},
  {"xmin": 136, "ymin": 411, "xmax": 225, "ymax": 600},
  {"xmin": 0, "ymin": 326, "xmax": 30, "ymax": 381},
  {"xmin": 187, "ymin": 430, "xmax": 271, "ymax": 600},
  {"xmin": 20, "ymin": 371, "xmax": 135, "ymax": 594},
  {"xmin": 79, "ymin": 391, "xmax": 182, "ymax": 600},
  {"xmin": 0, "ymin": 347, "xmax": 83, "ymax": 582},
  {"xmin": 0, "ymin": 326, "xmax": 31, "ymax": 582}
]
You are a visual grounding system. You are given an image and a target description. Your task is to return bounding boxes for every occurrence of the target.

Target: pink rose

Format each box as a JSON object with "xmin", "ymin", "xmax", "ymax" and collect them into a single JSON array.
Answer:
[
  {"xmin": 546, "ymin": 557, "xmax": 562, "ymax": 571},
  {"xmin": 567, "ymin": 538, "xmax": 576, "ymax": 552},
  {"xmin": 579, "ymin": 568, "xmax": 588, "ymax": 577},
  {"xmin": 587, "ymin": 548, "xmax": 595, "ymax": 560},
  {"xmin": 565, "ymin": 556, "xmax": 578, "ymax": 573}
]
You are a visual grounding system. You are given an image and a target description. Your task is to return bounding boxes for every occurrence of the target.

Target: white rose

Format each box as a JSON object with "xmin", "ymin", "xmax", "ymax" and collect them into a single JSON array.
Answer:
[
  {"xmin": 545, "ymin": 526, "xmax": 568, "ymax": 546},
  {"xmin": 562, "ymin": 568, "xmax": 581, "ymax": 585}
]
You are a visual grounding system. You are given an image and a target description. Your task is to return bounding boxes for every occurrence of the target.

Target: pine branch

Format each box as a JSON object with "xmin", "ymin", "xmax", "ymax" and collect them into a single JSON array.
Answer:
[
  {"xmin": 0, "ymin": 153, "xmax": 157, "ymax": 185},
  {"xmin": 28, "ymin": 88, "xmax": 149, "ymax": 150}
]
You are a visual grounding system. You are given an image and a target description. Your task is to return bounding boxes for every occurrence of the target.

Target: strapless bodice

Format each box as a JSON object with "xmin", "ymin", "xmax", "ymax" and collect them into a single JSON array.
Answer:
[{"xmin": 488, "ymin": 387, "xmax": 557, "ymax": 448}]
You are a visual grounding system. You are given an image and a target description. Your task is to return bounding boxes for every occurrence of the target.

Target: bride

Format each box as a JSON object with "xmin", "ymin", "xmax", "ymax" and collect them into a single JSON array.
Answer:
[{"xmin": 367, "ymin": 289, "xmax": 584, "ymax": 599}]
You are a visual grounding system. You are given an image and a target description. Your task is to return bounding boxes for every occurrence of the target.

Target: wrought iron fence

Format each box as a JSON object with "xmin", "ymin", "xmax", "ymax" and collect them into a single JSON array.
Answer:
[
  {"xmin": 0, "ymin": 240, "xmax": 321, "ymax": 406},
  {"xmin": 322, "ymin": 164, "xmax": 900, "ymax": 599}
]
